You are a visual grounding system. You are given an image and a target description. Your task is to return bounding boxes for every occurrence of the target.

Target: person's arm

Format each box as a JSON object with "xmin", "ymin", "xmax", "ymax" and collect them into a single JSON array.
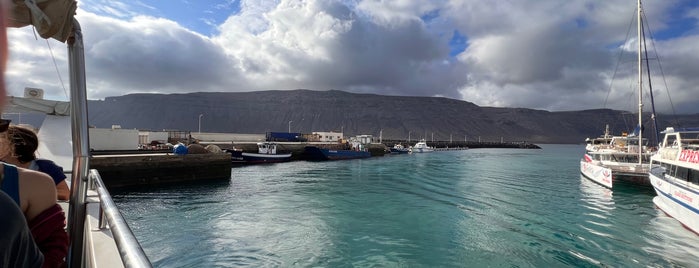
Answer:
[
  {"xmin": 19, "ymin": 169, "xmax": 68, "ymax": 268},
  {"xmin": 55, "ymin": 180, "xmax": 70, "ymax": 201},
  {"xmin": 0, "ymin": 192, "xmax": 44, "ymax": 268},
  {"xmin": 19, "ymin": 169, "xmax": 56, "ymax": 221}
]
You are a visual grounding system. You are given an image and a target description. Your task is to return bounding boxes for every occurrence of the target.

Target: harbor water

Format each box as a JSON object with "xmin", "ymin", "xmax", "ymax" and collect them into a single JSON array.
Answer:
[{"xmin": 113, "ymin": 144, "xmax": 699, "ymax": 267}]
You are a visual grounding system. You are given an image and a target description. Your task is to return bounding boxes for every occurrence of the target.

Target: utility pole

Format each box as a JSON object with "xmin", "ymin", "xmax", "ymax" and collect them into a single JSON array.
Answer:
[{"xmin": 198, "ymin": 114, "xmax": 203, "ymax": 133}]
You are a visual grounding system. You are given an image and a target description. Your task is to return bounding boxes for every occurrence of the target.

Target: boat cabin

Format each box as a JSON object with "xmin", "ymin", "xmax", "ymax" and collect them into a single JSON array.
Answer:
[{"xmin": 257, "ymin": 142, "xmax": 279, "ymax": 154}]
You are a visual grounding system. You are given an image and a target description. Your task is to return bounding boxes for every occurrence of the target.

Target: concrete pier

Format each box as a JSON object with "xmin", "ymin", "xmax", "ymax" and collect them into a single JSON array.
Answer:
[
  {"xmin": 215, "ymin": 142, "xmax": 389, "ymax": 160},
  {"xmin": 88, "ymin": 139, "xmax": 538, "ymax": 190},
  {"xmin": 382, "ymin": 140, "xmax": 541, "ymax": 149},
  {"xmin": 90, "ymin": 153, "xmax": 231, "ymax": 190}
]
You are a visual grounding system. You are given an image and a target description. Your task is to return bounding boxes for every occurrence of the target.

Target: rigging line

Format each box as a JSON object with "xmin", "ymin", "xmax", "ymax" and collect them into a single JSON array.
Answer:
[
  {"xmin": 45, "ymin": 39, "xmax": 69, "ymax": 99},
  {"xmin": 641, "ymin": 14, "xmax": 659, "ymax": 146},
  {"xmin": 641, "ymin": 11, "xmax": 680, "ymax": 127},
  {"xmin": 603, "ymin": 8, "xmax": 637, "ymax": 110}
]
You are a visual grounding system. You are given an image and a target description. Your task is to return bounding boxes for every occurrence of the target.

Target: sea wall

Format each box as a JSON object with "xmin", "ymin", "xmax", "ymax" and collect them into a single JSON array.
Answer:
[{"xmin": 90, "ymin": 153, "xmax": 231, "ymax": 190}]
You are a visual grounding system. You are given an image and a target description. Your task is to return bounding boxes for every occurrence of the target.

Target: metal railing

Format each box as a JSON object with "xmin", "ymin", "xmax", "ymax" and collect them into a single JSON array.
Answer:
[{"xmin": 89, "ymin": 169, "xmax": 152, "ymax": 268}]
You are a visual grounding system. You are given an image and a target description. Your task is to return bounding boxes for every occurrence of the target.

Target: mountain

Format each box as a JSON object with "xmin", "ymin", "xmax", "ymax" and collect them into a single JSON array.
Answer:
[{"xmin": 86, "ymin": 89, "xmax": 699, "ymax": 144}]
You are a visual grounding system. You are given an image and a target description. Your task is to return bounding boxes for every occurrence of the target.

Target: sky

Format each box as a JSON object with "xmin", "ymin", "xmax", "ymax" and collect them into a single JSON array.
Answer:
[{"xmin": 6, "ymin": 0, "xmax": 699, "ymax": 114}]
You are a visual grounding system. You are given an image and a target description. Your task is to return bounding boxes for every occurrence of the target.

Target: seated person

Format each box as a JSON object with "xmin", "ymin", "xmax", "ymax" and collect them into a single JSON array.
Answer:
[
  {"xmin": 0, "ymin": 121, "xmax": 69, "ymax": 267},
  {"xmin": 0, "ymin": 191, "xmax": 44, "ymax": 268},
  {"xmin": 3, "ymin": 125, "xmax": 69, "ymax": 200},
  {"xmin": 0, "ymin": 3, "xmax": 66, "ymax": 266}
]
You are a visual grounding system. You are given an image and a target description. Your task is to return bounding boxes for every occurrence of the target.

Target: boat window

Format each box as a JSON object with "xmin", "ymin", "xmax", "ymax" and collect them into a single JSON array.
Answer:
[
  {"xmin": 676, "ymin": 166, "xmax": 689, "ymax": 181},
  {"xmin": 627, "ymin": 138, "xmax": 648, "ymax": 146},
  {"xmin": 689, "ymin": 168, "xmax": 699, "ymax": 184},
  {"xmin": 679, "ymin": 132, "xmax": 699, "ymax": 140},
  {"xmin": 665, "ymin": 134, "xmax": 678, "ymax": 148},
  {"xmin": 661, "ymin": 163, "xmax": 677, "ymax": 178}
]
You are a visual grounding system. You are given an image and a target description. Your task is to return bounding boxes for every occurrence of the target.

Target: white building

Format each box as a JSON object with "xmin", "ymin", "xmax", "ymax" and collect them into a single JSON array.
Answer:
[
  {"xmin": 355, "ymin": 135, "xmax": 374, "ymax": 144},
  {"xmin": 192, "ymin": 132, "xmax": 265, "ymax": 143},
  {"xmin": 89, "ymin": 126, "xmax": 139, "ymax": 150},
  {"xmin": 313, "ymin": 131, "xmax": 344, "ymax": 142},
  {"xmin": 138, "ymin": 131, "xmax": 169, "ymax": 145}
]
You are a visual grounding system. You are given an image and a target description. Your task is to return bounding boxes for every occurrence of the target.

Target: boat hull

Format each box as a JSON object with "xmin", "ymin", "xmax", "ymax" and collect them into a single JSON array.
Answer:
[
  {"xmin": 242, "ymin": 152, "xmax": 292, "ymax": 163},
  {"xmin": 650, "ymin": 168, "xmax": 699, "ymax": 234},
  {"xmin": 227, "ymin": 150, "xmax": 292, "ymax": 164},
  {"xmin": 580, "ymin": 160, "xmax": 613, "ymax": 188},
  {"xmin": 411, "ymin": 148, "xmax": 433, "ymax": 153},
  {"xmin": 390, "ymin": 148, "xmax": 410, "ymax": 154},
  {"xmin": 304, "ymin": 146, "xmax": 371, "ymax": 160}
]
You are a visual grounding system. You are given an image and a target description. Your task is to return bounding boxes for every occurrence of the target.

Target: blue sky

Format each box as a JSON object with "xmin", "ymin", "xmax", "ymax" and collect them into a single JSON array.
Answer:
[
  {"xmin": 138, "ymin": 0, "xmax": 242, "ymax": 36},
  {"xmin": 6, "ymin": 0, "xmax": 699, "ymax": 113}
]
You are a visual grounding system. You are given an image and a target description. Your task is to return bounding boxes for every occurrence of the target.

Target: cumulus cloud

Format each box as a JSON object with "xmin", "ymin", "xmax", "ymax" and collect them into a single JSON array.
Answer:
[{"xmin": 5, "ymin": 0, "xmax": 699, "ymax": 113}]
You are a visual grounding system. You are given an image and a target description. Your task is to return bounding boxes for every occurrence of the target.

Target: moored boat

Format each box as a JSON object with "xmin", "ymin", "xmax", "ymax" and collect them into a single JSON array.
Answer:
[
  {"xmin": 390, "ymin": 143, "xmax": 410, "ymax": 154},
  {"xmin": 226, "ymin": 142, "xmax": 292, "ymax": 164},
  {"xmin": 410, "ymin": 139, "xmax": 434, "ymax": 153},
  {"xmin": 581, "ymin": 133, "xmax": 652, "ymax": 188},
  {"xmin": 649, "ymin": 127, "xmax": 699, "ymax": 234},
  {"xmin": 580, "ymin": 0, "xmax": 658, "ymax": 189},
  {"xmin": 304, "ymin": 146, "xmax": 371, "ymax": 160}
]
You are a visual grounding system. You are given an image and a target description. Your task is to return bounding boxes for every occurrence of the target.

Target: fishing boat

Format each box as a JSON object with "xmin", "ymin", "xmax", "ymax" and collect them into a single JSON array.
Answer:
[
  {"xmin": 649, "ymin": 127, "xmax": 699, "ymax": 234},
  {"xmin": 580, "ymin": 0, "xmax": 658, "ymax": 189},
  {"xmin": 304, "ymin": 146, "xmax": 371, "ymax": 160},
  {"xmin": 410, "ymin": 139, "xmax": 434, "ymax": 153},
  {"xmin": 6, "ymin": 1, "xmax": 151, "ymax": 267},
  {"xmin": 390, "ymin": 143, "xmax": 410, "ymax": 154},
  {"xmin": 226, "ymin": 142, "xmax": 292, "ymax": 164},
  {"xmin": 304, "ymin": 139, "xmax": 371, "ymax": 160}
]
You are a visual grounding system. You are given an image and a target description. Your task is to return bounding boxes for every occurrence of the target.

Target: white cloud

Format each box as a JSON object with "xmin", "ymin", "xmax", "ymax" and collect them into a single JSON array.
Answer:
[{"xmin": 4, "ymin": 0, "xmax": 699, "ymax": 113}]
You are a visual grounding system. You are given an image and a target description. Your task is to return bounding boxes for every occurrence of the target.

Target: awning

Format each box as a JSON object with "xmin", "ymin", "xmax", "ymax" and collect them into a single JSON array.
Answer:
[
  {"xmin": 7, "ymin": 0, "xmax": 77, "ymax": 42},
  {"xmin": 5, "ymin": 95, "xmax": 71, "ymax": 115}
]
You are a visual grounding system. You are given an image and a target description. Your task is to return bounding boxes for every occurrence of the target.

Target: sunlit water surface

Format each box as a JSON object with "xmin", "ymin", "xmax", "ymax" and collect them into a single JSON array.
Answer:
[{"xmin": 113, "ymin": 144, "xmax": 699, "ymax": 267}]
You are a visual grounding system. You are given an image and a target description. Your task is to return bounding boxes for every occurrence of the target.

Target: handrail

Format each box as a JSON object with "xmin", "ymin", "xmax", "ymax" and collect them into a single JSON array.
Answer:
[
  {"xmin": 66, "ymin": 18, "xmax": 89, "ymax": 268},
  {"xmin": 89, "ymin": 169, "xmax": 153, "ymax": 268}
]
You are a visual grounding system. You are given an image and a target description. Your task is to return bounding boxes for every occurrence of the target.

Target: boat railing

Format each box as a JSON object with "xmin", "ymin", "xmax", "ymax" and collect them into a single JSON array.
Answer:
[{"xmin": 88, "ymin": 169, "xmax": 153, "ymax": 268}]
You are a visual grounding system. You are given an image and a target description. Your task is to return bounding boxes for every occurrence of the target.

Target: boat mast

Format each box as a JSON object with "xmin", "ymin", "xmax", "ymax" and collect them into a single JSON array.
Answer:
[
  {"xmin": 641, "ymin": 13, "xmax": 660, "ymax": 147},
  {"xmin": 637, "ymin": 0, "xmax": 643, "ymax": 164}
]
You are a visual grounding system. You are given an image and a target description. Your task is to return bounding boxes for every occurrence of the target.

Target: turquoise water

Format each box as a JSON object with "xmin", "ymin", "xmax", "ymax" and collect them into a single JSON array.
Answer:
[{"xmin": 113, "ymin": 144, "xmax": 699, "ymax": 267}]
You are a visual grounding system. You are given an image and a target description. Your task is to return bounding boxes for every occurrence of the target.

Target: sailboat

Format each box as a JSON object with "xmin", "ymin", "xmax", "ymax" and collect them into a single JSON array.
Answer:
[
  {"xmin": 7, "ymin": 1, "xmax": 151, "ymax": 267},
  {"xmin": 580, "ymin": 0, "xmax": 657, "ymax": 189}
]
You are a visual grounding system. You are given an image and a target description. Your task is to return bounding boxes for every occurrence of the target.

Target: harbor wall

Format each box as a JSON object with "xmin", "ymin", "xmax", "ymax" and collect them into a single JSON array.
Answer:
[
  {"xmin": 381, "ymin": 140, "xmax": 541, "ymax": 149},
  {"xmin": 88, "ymin": 139, "xmax": 538, "ymax": 190},
  {"xmin": 217, "ymin": 142, "xmax": 389, "ymax": 159},
  {"xmin": 90, "ymin": 153, "xmax": 231, "ymax": 190}
]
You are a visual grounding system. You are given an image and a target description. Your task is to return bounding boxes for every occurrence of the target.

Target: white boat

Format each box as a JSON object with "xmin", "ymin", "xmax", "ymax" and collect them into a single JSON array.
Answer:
[
  {"xmin": 580, "ymin": 0, "xmax": 657, "ymax": 189},
  {"xmin": 649, "ymin": 127, "xmax": 699, "ymax": 234},
  {"xmin": 581, "ymin": 133, "xmax": 653, "ymax": 188},
  {"xmin": 7, "ymin": 1, "xmax": 151, "ymax": 267},
  {"xmin": 410, "ymin": 139, "xmax": 434, "ymax": 153},
  {"xmin": 584, "ymin": 124, "xmax": 614, "ymax": 153}
]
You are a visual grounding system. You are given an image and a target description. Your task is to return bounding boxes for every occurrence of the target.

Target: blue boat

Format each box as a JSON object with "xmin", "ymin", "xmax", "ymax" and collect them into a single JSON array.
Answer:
[
  {"xmin": 389, "ymin": 144, "xmax": 410, "ymax": 154},
  {"xmin": 304, "ymin": 146, "xmax": 371, "ymax": 160}
]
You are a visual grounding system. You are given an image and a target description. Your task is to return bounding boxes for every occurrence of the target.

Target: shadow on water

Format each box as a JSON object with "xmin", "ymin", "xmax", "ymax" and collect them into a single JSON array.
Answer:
[{"xmin": 110, "ymin": 178, "xmax": 232, "ymax": 195}]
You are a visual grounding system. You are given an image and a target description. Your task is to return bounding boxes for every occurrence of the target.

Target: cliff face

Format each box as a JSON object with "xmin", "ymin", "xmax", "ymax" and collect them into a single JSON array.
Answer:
[{"xmin": 86, "ymin": 89, "xmax": 699, "ymax": 144}]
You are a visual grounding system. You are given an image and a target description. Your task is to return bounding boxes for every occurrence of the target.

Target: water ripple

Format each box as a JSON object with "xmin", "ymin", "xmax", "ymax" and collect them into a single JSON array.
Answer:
[{"xmin": 113, "ymin": 145, "xmax": 699, "ymax": 267}]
